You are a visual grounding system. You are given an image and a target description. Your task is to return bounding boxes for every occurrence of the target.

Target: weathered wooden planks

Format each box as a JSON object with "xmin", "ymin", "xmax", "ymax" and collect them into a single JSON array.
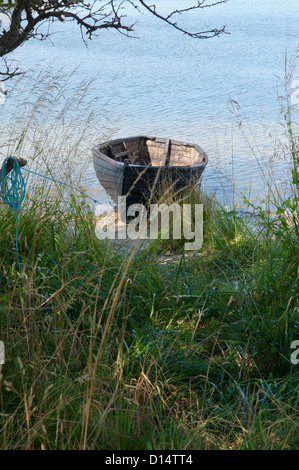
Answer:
[{"xmin": 92, "ymin": 136, "xmax": 208, "ymax": 207}]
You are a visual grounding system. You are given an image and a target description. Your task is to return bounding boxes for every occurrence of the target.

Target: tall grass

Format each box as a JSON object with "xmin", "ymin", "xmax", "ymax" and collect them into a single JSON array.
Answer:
[{"xmin": 0, "ymin": 69, "xmax": 298, "ymax": 450}]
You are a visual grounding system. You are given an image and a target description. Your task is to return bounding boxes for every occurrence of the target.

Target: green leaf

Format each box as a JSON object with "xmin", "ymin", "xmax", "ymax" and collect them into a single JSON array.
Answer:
[
  {"xmin": 292, "ymin": 169, "xmax": 299, "ymax": 185},
  {"xmin": 276, "ymin": 207, "xmax": 284, "ymax": 215}
]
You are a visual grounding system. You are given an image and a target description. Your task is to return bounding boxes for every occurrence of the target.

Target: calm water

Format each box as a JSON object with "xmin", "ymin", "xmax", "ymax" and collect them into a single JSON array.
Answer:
[{"xmin": 1, "ymin": 0, "xmax": 299, "ymax": 211}]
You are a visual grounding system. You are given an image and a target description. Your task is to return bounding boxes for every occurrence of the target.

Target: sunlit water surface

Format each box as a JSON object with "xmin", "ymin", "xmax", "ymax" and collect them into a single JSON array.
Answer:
[{"xmin": 1, "ymin": 0, "xmax": 298, "ymax": 213}]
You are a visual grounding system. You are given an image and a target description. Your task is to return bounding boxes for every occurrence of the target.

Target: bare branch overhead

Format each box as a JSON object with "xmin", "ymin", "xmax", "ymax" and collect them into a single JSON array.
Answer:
[{"xmin": 0, "ymin": 0, "xmax": 229, "ymax": 79}]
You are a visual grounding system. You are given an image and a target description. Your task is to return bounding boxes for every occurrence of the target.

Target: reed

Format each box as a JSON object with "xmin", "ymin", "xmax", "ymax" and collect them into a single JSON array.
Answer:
[{"xmin": 0, "ymin": 69, "xmax": 298, "ymax": 450}]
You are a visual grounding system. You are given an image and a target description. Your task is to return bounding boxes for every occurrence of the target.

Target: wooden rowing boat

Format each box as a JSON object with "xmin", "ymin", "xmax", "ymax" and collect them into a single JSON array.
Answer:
[{"xmin": 92, "ymin": 136, "xmax": 208, "ymax": 207}]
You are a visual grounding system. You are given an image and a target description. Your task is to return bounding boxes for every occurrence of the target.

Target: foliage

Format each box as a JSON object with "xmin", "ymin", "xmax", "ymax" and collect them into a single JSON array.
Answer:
[
  {"xmin": 0, "ymin": 172, "xmax": 298, "ymax": 448},
  {"xmin": 0, "ymin": 43, "xmax": 298, "ymax": 451}
]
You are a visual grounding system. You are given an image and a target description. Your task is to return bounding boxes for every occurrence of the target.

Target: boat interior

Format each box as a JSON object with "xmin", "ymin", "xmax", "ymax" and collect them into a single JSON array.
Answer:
[{"xmin": 100, "ymin": 137, "xmax": 205, "ymax": 167}]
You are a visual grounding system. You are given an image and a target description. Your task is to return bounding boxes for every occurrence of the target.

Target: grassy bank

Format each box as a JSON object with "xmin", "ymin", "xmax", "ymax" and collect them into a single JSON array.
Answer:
[
  {"xmin": 0, "ymin": 175, "xmax": 298, "ymax": 449},
  {"xmin": 0, "ymin": 64, "xmax": 298, "ymax": 450}
]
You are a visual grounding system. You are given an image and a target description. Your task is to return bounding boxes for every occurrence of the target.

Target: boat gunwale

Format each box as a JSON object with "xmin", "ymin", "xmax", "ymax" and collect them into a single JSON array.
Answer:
[{"xmin": 94, "ymin": 135, "xmax": 208, "ymax": 170}]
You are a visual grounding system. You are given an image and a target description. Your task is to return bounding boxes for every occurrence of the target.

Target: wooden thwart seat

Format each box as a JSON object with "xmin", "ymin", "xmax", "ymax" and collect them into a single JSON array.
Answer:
[
  {"xmin": 161, "ymin": 140, "xmax": 170, "ymax": 166},
  {"xmin": 114, "ymin": 150, "xmax": 131, "ymax": 159}
]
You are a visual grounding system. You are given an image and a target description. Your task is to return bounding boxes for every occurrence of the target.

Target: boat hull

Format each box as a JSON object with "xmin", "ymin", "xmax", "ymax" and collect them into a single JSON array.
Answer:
[
  {"xmin": 92, "ymin": 136, "xmax": 208, "ymax": 207},
  {"xmin": 122, "ymin": 165, "xmax": 205, "ymax": 207},
  {"xmin": 92, "ymin": 150, "xmax": 123, "ymax": 204}
]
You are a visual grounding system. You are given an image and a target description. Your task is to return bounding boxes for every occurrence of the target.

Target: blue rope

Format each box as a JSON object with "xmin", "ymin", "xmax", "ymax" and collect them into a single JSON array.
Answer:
[
  {"xmin": 0, "ymin": 157, "xmax": 25, "ymax": 271},
  {"xmin": 22, "ymin": 168, "xmax": 100, "ymax": 205},
  {"xmin": 0, "ymin": 157, "xmax": 25, "ymax": 210},
  {"xmin": 0, "ymin": 157, "xmax": 112, "ymax": 272}
]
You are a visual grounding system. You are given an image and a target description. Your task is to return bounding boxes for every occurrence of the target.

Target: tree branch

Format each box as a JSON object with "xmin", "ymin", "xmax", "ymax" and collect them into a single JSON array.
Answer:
[
  {"xmin": 137, "ymin": 0, "xmax": 228, "ymax": 39},
  {"xmin": 0, "ymin": 0, "xmax": 229, "ymax": 75},
  {"xmin": 0, "ymin": 57, "xmax": 23, "ymax": 80}
]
